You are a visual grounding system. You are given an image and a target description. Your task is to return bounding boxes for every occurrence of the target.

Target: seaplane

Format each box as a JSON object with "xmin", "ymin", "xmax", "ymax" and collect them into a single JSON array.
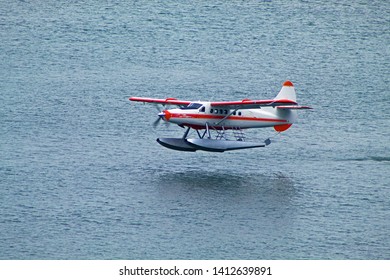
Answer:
[{"xmin": 129, "ymin": 80, "xmax": 312, "ymax": 152}]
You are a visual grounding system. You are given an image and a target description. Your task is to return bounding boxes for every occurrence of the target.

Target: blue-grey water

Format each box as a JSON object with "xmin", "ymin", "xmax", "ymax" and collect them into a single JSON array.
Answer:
[{"xmin": 1, "ymin": 0, "xmax": 389, "ymax": 259}]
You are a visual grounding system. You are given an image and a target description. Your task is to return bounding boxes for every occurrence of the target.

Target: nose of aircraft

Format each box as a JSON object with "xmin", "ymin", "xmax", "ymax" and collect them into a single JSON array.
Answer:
[{"xmin": 158, "ymin": 110, "xmax": 172, "ymax": 121}]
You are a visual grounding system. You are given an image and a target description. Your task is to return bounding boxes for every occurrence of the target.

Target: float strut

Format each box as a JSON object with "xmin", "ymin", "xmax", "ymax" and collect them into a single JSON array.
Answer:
[{"xmin": 182, "ymin": 127, "xmax": 191, "ymax": 139}]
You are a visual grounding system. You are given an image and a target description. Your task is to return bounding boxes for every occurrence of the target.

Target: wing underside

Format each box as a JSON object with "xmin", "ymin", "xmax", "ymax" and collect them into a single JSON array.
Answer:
[{"xmin": 129, "ymin": 97, "xmax": 192, "ymax": 106}]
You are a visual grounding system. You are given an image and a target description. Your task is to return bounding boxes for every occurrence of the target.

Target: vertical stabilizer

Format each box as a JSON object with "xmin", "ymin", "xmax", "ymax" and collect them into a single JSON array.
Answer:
[{"xmin": 275, "ymin": 80, "xmax": 296, "ymax": 102}]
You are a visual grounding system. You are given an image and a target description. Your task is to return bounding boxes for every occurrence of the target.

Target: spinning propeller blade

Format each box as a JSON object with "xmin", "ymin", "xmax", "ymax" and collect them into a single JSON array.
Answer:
[
  {"xmin": 152, "ymin": 104, "xmax": 164, "ymax": 128},
  {"xmin": 152, "ymin": 116, "xmax": 162, "ymax": 128},
  {"xmin": 152, "ymin": 105, "xmax": 170, "ymax": 128}
]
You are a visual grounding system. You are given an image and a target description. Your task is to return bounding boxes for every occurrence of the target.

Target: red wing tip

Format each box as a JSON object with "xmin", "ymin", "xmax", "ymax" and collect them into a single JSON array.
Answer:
[{"xmin": 283, "ymin": 80, "xmax": 294, "ymax": 87}]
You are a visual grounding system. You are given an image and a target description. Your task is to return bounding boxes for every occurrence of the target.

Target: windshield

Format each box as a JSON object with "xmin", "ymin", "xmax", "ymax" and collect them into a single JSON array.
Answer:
[{"xmin": 182, "ymin": 103, "xmax": 202, "ymax": 110}]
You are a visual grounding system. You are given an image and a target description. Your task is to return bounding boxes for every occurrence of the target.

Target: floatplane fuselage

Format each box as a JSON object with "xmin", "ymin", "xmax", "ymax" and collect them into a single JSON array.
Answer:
[{"xmin": 130, "ymin": 81, "xmax": 312, "ymax": 152}]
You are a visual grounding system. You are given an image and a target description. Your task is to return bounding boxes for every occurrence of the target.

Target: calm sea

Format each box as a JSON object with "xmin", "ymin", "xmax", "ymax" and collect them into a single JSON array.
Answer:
[{"xmin": 1, "ymin": 0, "xmax": 389, "ymax": 259}]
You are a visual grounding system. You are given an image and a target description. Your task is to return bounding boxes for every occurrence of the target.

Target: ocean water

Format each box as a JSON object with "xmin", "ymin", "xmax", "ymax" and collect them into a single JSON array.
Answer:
[{"xmin": 0, "ymin": 0, "xmax": 389, "ymax": 259}]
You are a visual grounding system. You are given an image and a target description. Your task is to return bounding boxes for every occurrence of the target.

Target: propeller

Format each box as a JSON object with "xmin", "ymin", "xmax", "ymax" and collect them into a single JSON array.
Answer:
[
  {"xmin": 152, "ymin": 104, "xmax": 170, "ymax": 128},
  {"xmin": 153, "ymin": 115, "xmax": 163, "ymax": 128}
]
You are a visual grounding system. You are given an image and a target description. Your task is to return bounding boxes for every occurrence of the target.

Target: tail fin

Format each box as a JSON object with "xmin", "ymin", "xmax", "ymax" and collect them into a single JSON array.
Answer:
[
  {"xmin": 273, "ymin": 80, "xmax": 296, "ymax": 133},
  {"xmin": 275, "ymin": 80, "xmax": 296, "ymax": 102},
  {"xmin": 273, "ymin": 81, "xmax": 312, "ymax": 132}
]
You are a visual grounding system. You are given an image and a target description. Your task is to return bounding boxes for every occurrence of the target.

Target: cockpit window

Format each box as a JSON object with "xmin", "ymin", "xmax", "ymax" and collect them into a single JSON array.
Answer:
[{"xmin": 182, "ymin": 103, "xmax": 202, "ymax": 110}]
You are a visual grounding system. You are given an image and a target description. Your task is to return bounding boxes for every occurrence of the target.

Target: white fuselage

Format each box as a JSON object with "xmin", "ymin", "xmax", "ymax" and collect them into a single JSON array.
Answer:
[{"xmin": 161, "ymin": 102, "xmax": 297, "ymax": 130}]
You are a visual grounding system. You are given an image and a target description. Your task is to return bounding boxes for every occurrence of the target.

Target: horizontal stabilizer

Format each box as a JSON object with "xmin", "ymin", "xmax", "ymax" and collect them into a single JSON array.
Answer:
[{"xmin": 276, "ymin": 105, "xmax": 312, "ymax": 110}]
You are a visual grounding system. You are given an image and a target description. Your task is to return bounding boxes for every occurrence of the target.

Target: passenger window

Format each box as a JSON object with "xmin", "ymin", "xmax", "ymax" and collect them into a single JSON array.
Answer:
[
  {"xmin": 238, "ymin": 112, "xmax": 242, "ymax": 116},
  {"xmin": 210, "ymin": 109, "xmax": 213, "ymax": 113},
  {"xmin": 224, "ymin": 110, "xmax": 228, "ymax": 114},
  {"xmin": 220, "ymin": 109, "xmax": 223, "ymax": 114}
]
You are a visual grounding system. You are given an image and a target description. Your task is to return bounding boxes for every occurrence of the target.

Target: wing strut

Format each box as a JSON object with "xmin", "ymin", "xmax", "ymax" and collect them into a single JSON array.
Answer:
[{"xmin": 214, "ymin": 108, "xmax": 239, "ymax": 125}]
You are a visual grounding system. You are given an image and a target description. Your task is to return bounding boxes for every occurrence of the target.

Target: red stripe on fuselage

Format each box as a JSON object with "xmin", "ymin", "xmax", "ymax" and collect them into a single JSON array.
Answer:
[{"xmin": 169, "ymin": 113, "xmax": 287, "ymax": 123}]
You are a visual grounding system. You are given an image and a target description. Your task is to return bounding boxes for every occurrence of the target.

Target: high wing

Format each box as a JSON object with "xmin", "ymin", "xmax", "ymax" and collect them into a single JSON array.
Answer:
[
  {"xmin": 130, "ymin": 92, "xmax": 311, "ymax": 111},
  {"xmin": 129, "ymin": 97, "xmax": 192, "ymax": 106},
  {"xmin": 130, "ymin": 97, "xmax": 298, "ymax": 109},
  {"xmin": 210, "ymin": 99, "xmax": 298, "ymax": 109}
]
